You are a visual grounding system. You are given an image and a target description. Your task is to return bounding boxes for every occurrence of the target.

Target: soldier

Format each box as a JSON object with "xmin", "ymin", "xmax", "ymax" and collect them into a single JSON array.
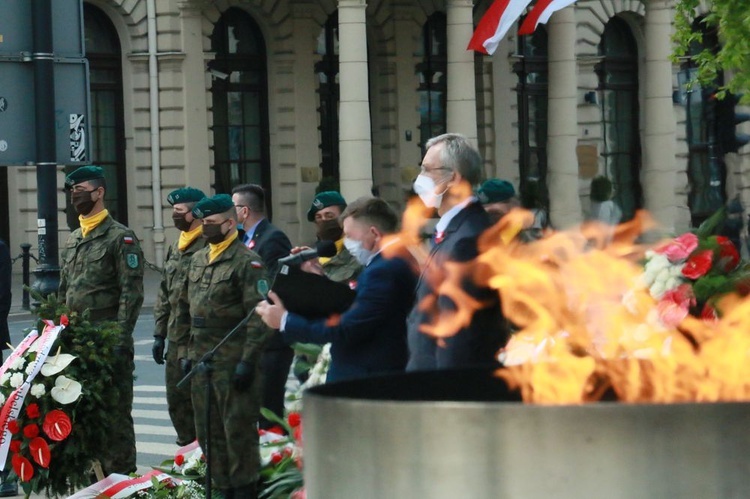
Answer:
[
  {"xmin": 58, "ymin": 165, "xmax": 144, "ymax": 474},
  {"xmin": 183, "ymin": 194, "xmax": 271, "ymax": 498},
  {"xmin": 306, "ymin": 191, "xmax": 362, "ymax": 284},
  {"xmin": 152, "ymin": 187, "xmax": 206, "ymax": 446}
]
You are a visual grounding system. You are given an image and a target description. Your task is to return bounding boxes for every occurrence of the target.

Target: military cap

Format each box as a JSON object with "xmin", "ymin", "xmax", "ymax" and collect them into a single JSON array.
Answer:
[
  {"xmin": 192, "ymin": 194, "xmax": 234, "ymax": 219},
  {"xmin": 307, "ymin": 191, "xmax": 347, "ymax": 221},
  {"xmin": 477, "ymin": 179, "xmax": 516, "ymax": 204},
  {"xmin": 167, "ymin": 187, "xmax": 206, "ymax": 206},
  {"xmin": 64, "ymin": 165, "xmax": 104, "ymax": 190}
]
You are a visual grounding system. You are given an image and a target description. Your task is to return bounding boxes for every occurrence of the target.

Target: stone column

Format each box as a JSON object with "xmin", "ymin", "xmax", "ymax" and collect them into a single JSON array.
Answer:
[
  {"xmin": 338, "ymin": 0, "xmax": 373, "ymax": 201},
  {"xmin": 642, "ymin": 0, "xmax": 677, "ymax": 233},
  {"xmin": 546, "ymin": 8, "xmax": 581, "ymax": 227},
  {"xmin": 179, "ymin": 3, "xmax": 211, "ymax": 194},
  {"xmin": 446, "ymin": 0, "xmax": 478, "ymax": 144}
]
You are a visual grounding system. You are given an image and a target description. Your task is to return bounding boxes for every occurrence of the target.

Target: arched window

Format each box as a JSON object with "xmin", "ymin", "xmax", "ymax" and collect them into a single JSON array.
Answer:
[
  {"xmin": 72, "ymin": 4, "xmax": 127, "ymax": 228},
  {"xmin": 210, "ymin": 9, "xmax": 271, "ymax": 210},
  {"xmin": 315, "ymin": 13, "xmax": 340, "ymax": 184},
  {"xmin": 416, "ymin": 13, "xmax": 447, "ymax": 155},
  {"xmin": 514, "ymin": 26, "xmax": 549, "ymax": 211},
  {"xmin": 596, "ymin": 17, "xmax": 642, "ymax": 221},
  {"xmin": 681, "ymin": 20, "xmax": 724, "ymax": 225}
]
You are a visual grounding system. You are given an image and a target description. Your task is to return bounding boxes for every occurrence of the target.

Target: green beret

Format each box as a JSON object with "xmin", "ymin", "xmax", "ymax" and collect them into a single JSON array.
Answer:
[
  {"xmin": 307, "ymin": 191, "xmax": 347, "ymax": 222},
  {"xmin": 477, "ymin": 179, "xmax": 516, "ymax": 204},
  {"xmin": 192, "ymin": 194, "xmax": 234, "ymax": 219},
  {"xmin": 167, "ymin": 187, "xmax": 206, "ymax": 206},
  {"xmin": 64, "ymin": 165, "xmax": 104, "ymax": 190}
]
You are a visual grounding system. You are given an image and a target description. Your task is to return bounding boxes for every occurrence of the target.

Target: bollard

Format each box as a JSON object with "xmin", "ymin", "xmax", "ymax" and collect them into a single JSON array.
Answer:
[{"xmin": 20, "ymin": 243, "xmax": 32, "ymax": 310}]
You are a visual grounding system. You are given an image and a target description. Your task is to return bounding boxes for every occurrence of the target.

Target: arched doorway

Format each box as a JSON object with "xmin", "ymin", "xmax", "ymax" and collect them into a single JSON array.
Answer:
[
  {"xmin": 210, "ymin": 8, "xmax": 271, "ymax": 213},
  {"xmin": 70, "ymin": 3, "xmax": 127, "ymax": 228},
  {"xmin": 596, "ymin": 17, "xmax": 642, "ymax": 221}
]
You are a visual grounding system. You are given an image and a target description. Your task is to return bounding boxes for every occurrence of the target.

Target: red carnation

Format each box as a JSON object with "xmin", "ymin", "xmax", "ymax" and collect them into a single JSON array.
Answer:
[
  {"xmin": 25, "ymin": 404, "xmax": 40, "ymax": 420},
  {"xmin": 11, "ymin": 454, "xmax": 33, "ymax": 482},
  {"xmin": 282, "ymin": 447, "xmax": 293, "ymax": 458},
  {"xmin": 9, "ymin": 441, "xmax": 20, "ymax": 453},
  {"xmin": 271, "ymin": 452, "xmax": 283, "ymax": 464},
  {"xmin": 174, "ymin": 454, "xmax": 185, "ymax": 466},
  {"xmin": 42, "ymin": 410, "xmax": 72, "ymax": 442},
  {"xmin": 23, "ymin": 424, "xmax": 39, "ymax": 439},
  {"xmin": 287, "ymin": 412, "xmax": 301, "ymax": 428},
  {"xmin": 267, "ymin": 425, "xmax": 284, "ymax": 435},
  {"xmin": 7, "ymin": 420, "xmax": 19, "ymax": 435},
  {"xmin": 715, "ymin": 236, "xmax": 740, "ymax": 272},
  {"xmin": 29, "ymin": 437, "xmax": 50, "ymax": 468},
  {"xmin": 682, "ymin": 250, "xmax": 713, "ymax": 279}
]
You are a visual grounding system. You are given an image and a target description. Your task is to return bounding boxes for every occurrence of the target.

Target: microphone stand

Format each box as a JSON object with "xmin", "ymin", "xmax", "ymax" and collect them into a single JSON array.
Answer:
[{"xmin": 177, "ymin": 309, "xmax": 256, "ymax": 499}]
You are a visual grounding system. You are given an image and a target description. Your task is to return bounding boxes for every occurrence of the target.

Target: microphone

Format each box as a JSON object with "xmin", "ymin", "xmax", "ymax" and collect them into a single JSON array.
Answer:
[{"xmin": 278, "ymin": 240, "xmax": 337, "ymax": 266}]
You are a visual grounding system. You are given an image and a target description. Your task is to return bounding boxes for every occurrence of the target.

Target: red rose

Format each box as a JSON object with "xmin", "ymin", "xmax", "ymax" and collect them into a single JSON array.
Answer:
[
  {"xmin": 282, "ymin": 447, "xmax": 293, "ymax": 458},
  {"xmin": 271, "ymin": 452, "xmax": 283, "ymax": 464},
  {"xmin": 682, "ymin": 250, "xmax": 713, "ymax": 279},
  {"xmin": 29, "ymin": 437, "xmax": 50, "ymax": 468},
  {"xmin": 7, "ymin": 420, "xmax": 19, "ymax": 435},
  {"xmin": 267, "ymin": 425, "xmax": 284, "ymax": 435},
  {"xmin": 174, "ymin": 454, "xmax": 185, "ymax": 466},
  {"xmin": 287, "ymin": 412, "xmax": 301, "ymax": 428},
  {"xmin": 25, "ymin": 404, "xmax": 40, "ymax": 420},
  {"xmin": 42, "ymin": 410, "xmax": 72, "ymax": 442},
  {"xmin": 23, "ymin": 424, "xmax": 39, "ymax": 439},
  {"xmin": 11, "ymin": 454, "xmax": 33, "ymax": 482},
  {"xmin": 9, "ymin": 441, "xmax": 20, "ymax": 453}
]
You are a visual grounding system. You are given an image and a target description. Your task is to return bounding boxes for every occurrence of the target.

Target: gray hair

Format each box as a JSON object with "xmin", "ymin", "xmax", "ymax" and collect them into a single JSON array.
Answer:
[{"xmin": 425, "ymin": 133, "xmax": 483, "ymax": 186}]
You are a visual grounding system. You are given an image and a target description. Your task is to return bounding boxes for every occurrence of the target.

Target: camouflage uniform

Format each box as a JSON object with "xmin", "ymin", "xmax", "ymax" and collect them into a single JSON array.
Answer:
[
  {"xmin": 59, "ymin": 214, "xmax": 144, "ymax": 474},
  {"xmin": 322, "ymin": 246, "xmax": 362, "ymax": 284},
  {"xmin": 184, "ymin": 238, "xmax": 270, "ymax": 489},
  {"xmin": 154, "ymin": 237, "xmax": 206, "ymax": 445}
]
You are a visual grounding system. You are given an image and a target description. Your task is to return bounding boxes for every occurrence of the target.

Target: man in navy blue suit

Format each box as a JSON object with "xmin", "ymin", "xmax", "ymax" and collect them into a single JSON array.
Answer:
[
  {"xmin": 407, "ymin": 133, "xmax": 509, "ymax": 371},
  {"xmin": 255, "ymin": 197, "xmax": 417, "ymax": 382},
  {"xmin": 232, "ymin": 184, "xmax": 293, "ymax": 426}
]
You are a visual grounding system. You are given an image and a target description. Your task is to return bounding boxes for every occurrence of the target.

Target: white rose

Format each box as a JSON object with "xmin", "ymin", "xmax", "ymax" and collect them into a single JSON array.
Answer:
[
  {"xmin": 25, "ymin": 362, "xmax": 37, "ymax": 375},
  {"xmin": 9, "ymin": 372, "xmax": 24, "ymax": 388},
  {"xmin": 655, "ymin": 267, "xmax": 671, "ymax": 285},
  {"xmin": 650, "ymin": 280, "xmax": 667, "ymax": 300},
  {"xmin": 0, "ymin": 373, "xmax": 11, "ymax": 386},
  {"xmin": 9, "ymin": 356, "xmax": 25, "ymax": 371},
  {"xmin": 30, "ymin": 383, "xmax": 46, "ymax": 397}
]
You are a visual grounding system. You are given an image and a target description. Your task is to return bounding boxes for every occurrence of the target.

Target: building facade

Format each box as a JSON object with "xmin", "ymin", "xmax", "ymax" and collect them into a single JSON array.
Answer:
[{"xmin": 2, "ymin": 0, "xmax": 748, "ymax": 266}]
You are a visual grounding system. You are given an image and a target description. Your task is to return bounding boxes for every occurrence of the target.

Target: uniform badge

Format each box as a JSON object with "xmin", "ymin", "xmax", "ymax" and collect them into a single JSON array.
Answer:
[
  {"xmin": 123, "ymin": 236, "xmax": 135, "ymax": 245},
  {"xmin": 257, "ymin": 279, "xmax": 269, "ymax": 297},
  {"xmin": 250, "ymin": 260, "xmax": 263, "ymax": 269},
  {"xmin": 348, "ymin": 280, "xmax": 357, "ymax": 290},
  {"xmin": 126, "ymin": 253, "xmax": 140, "ymax": 269}
]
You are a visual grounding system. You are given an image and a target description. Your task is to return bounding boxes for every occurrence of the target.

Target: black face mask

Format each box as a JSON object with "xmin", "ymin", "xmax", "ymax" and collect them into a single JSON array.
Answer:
[
  {"xmin": 71, "ymin": 190, "xmax": 96, "ymax": 216},
  {"xmin": 172, "ymin": 213, "xmax": 192, "ymax": 232},
  {"xmin": 202, "ymin": 221, "xmax": 228, "ymax": 244},
  {"xmin": 316, "ymin": 219, "xmax": 343, "ymax": 241}
]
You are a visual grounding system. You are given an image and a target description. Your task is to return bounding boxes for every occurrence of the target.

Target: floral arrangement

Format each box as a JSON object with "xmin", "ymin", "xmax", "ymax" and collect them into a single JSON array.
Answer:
[
  {"xmin": 259, "ymin": 409, "xmax": 304, "ymax": 499},
  {"xmin": 13, "ymin": 292, "xmax": 124, "ymax": 497},
  {"xmin": 641, "ymin": 225, "xmax": 750, "ymax": 326}
]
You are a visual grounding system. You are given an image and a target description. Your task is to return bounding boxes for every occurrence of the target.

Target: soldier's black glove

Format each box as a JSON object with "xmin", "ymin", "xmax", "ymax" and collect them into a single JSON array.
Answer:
[
  {"xmin": 180, "ymin": 358, "xmax": 192, "ymax": 376},
  {"xmin": 152, "ymin": 337, "xmax": 166, "ymax": 365},
  {"xmin": 232, "ymin": 361, "xmax": 253, "ymax": 391}
]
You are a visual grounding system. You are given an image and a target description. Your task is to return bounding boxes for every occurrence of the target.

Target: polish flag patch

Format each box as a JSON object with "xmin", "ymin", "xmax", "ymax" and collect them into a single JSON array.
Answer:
[{"xmin": 123, "ymin": 236, "xmax": 135, "ymax": 245}]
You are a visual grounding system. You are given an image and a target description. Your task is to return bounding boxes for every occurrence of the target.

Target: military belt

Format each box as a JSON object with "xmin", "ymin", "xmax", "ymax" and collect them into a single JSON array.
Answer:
[
  {"xmin": 87, "ymin": 306, "xmax": 119, "ymax": 322},
  {"xmin": 192, "ymin": 316, "xmax": 244, "ymax": 328}
]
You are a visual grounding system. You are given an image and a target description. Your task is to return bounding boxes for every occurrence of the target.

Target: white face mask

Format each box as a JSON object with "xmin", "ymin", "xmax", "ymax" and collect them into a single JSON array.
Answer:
[
  {"xmin": 344, "ymin": 237, "xmax": 374, "ymax": 266},
  {"xmin": 413, "ymin": 173, "xmax": 448, "ymax": 209}
]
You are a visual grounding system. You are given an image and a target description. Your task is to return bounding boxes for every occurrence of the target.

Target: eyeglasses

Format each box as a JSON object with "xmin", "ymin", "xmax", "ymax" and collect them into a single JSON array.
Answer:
[{"xmin": 419, "ymin": 165, "xmax": 451, "ymax": 175}]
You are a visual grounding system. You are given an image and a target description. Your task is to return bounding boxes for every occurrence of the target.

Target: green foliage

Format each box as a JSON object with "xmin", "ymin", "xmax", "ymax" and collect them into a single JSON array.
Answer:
[
  {"xmin": 673, "ymin": 1, "xmax": 750, "ymax": 102},
  {"xmin": 29, "ymin": 291, "xmax": 123, "ymax": 497}
]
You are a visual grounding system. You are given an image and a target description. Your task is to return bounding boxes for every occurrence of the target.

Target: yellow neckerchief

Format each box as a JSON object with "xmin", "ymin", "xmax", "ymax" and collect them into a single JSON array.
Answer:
[
  {"xmin": 178, "ymin": 225, "xmax": 203, "ymax": 251},
  {"xmin": 319, "ymin": 238, "xmax": 343, "ymax": 265},
  {"xmin": 79, "ymin": 209, "xmax": 109, "ymax": 238},
  {"xmin": 208, "ymin": 230, "xmax": 238, "ymax": 263}
]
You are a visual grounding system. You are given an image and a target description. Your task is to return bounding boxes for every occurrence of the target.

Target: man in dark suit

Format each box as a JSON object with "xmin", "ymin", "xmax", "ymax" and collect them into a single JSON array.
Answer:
[
  {"xmin": 231, "ymin": 184, "xmax": 294, "ymax": 427},
  {"xmin": 255, "ymin": 197, "xmax": 418, "ymax": 382},
  {"xmin": 407, "ymin": 133, "xmax": 509, "ymax": 371}
]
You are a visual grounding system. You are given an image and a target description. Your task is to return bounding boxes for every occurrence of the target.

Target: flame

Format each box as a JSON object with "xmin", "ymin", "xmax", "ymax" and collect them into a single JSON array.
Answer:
[{"xmin": 405, "ymin": 205, "xmax": 750, "ymax": 405}]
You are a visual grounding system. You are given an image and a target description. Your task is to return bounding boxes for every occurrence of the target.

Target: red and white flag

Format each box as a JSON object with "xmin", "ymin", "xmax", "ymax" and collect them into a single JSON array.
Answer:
[
  {"xmin": 467, "ymin": 0, "xmax": 533, "ymax": 55},
  {"xmin": 518, "ymin": 0, "xmax": 577, "ymax": 35}
]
